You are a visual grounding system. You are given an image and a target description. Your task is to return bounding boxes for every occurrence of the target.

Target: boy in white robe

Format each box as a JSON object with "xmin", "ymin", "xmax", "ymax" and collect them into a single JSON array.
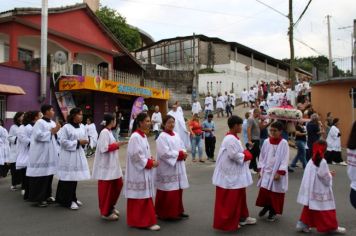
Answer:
[
  {"xmin": 296, "ymin": 140, "xmax": 346, "ymax": 234},
  {"xmin": 256, "ymin": 121, "xmax": 289, "ymax": 222},
  {"xmin": 241, "ymin": 89, "xmax": 249, "ymax": 108},
  {"xmin": 191, "ymin": 99, "xmax": 202, "ymax": 115},
  {"xmin": 204, "ymin": 92, "xmax": 214, "ymax": 119},
  {"xmin": 0, "ymin": 119, "xmax": 9, "ymax": 178},
  {"xmin": 151, "ymin": 106, "xmax": 162, "ymax": 140},
  {"xmin": 167, "ymin": 105, "xmax": 191, "ymax": 151},
  {"xmin": 216, "ymin": 93, "xmax": 225, "ymax": 118},
  {"xmin": 27, "ymin": 104, "xmax": 61, "ymax": 207},
  {"xmin": 124, "ymin": 112, "xmax": 160, "ymax": 231},
  {"xmin": 213, "ymin": 115, "xmax": 257, "ymax": 231},
  {"xmin": 85, "ymin": 117, "xmax": 98, "ymax": 157},
  {"xmin": 155, "ymin": 115, "xmax": 189, "ymax": 220}
]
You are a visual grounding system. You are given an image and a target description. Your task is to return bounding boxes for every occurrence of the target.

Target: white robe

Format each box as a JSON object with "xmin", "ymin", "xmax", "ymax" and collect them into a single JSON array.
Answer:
[
  {"xmin": 257, "ymin": 139, "xmax": 289, "ymax": 193},
  {"xmin": 85, "ymin": 123, "xmax": 98, "ymax": 149},
  {"xmin": 151, "ymin": 112, "xmax": 162, "ymax": 132},
  {"xmin": 297, "ymin": 159, "xmax": 335, "ymax": 210},
  {"xmin": 229, "ymin": 93, "xmax": 236, "ymax": 106},
  {"xmin": 124, "ymin": 132, "xmax": 155, "ymax": 199},
  {"xmin": 248, "ymin": 90, "xmax": 256, "ymax": 102},
  {"xmin": 212, "ymin": 135, "xmax": 253, "ymax": 189},
  {"xmin": 267, "ymin": 93, "xmax": 278, "ymax": 108},
  {"xmin": 347, "ymin": 148, "xmax": 356, "ymax": 190},
  {"xmin": 191, "ymin": 102, "xmax": 202, "ymax": 114},
  {"xmin": 241, "ymin": 91, "xmax": 249, "ymax": 102},
  {"xmin": 16, "ymin": 124, "xmax": 33, "ymax": 169},
  {"xmin": 204, "ymin": 96, "xmax": 214, "ymax": 111},
  {"xmin": 26, "ymin": 119, "xmax": 59, "ymax": 177},
  {"xmin": 155, "ymin": 132, "xmax": 189, "ymax": 191},
  {"xmin": 326, "ymin": 126, "xmax": 341, "ymax": 152},
  {"xmin": 0, "ymin": 126, "xmax": 9, "ymax": 165},
  {"xmin": 7, "ymin": 124, "xmax": 20, "ymax": 163},
  {"xmin": 92, "ymin": 128, "xmax": 123, "ymax": 180},
  {"xmin": 57, "ymin": 124, "xmax": 90, "ymax": 181},
  {"xmin": 216, "ymin": 96, "xmax": 225, "ymax": 109},
  {"xmin": 167, "ymin": 110, "xmax": 191, "ymax": 150}
]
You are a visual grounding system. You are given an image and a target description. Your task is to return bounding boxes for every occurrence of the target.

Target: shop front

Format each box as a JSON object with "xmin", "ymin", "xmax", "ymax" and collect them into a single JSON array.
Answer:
[{"xmin": 58, "ymin": 75, "xmax": 169, "ymax": 133}]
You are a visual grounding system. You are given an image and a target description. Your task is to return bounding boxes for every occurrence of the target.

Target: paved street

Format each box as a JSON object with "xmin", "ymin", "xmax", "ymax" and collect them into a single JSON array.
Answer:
[{"xmin": 0, "ymin": 105, "xmax": 355, "ymax": 236}]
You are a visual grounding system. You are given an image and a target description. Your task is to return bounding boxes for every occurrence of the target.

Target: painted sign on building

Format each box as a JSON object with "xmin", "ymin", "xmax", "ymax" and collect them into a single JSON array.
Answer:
[{"xmin": 59, "ymin": 76, "xmax": 169, "ymax": 100}]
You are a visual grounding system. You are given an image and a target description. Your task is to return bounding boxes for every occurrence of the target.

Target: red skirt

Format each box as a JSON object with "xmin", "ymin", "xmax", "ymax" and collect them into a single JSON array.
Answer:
[
  {"xmin": 213, "ymin": 186, "xmax": 249, "ymax": 231},
  {"xmin": 155, "ymin": 189, "xmax": 184, "ymax": 219},
  {"xmin": 98, "ymin": 178, "xmax": 123, "ymax": 216},
  {"xmin": 300, "ymin": 206, "xmax": 338, "ymax": 232},
  {"xmin": 127, "ymin": 198, "xmax": 157, "ymax": 227},
  {"xmin": 255, "ymin": 187, "xmax": 285, "ymax": 214}
]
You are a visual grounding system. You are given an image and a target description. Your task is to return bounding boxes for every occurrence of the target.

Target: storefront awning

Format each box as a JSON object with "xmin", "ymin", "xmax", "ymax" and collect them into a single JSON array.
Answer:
[{"xmin": 0, "ymin": 83, "xmax": 26, "ymax": 95}]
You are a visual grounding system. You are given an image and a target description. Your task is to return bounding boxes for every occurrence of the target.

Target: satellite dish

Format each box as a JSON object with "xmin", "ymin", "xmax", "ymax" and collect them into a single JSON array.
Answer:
[{"xmin": 54, "ymin": 51, "xmax": 68, "ymax": 65}]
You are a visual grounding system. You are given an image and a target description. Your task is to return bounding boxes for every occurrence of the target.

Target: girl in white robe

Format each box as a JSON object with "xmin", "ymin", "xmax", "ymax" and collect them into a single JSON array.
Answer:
[
  {"xmin": 92, "ymin": 113, "xmax": 127, "ymax": 221},
  {"xmin": 0, "ymin": 119, "xmax": 9, "ymax": 178},
  {"xmin": 155, "ymin": 115, "xmax": 189, "ymax": 220},
  {"xmin": 27, "ymin": 104, "xmax": 61, "ymax": 207},
  {"xmin": 256, "ymin": 121, "xmax": 289, "ymax": 222},
  {"xmin": 124, "ymin": 112, "xmax": 160, "ymax": 231},
  {"xmin": 7, "ymin": 112, "xmax": 24, "ymax": 190},
  {"xmin": 56, "ymin": 108, "xmax": 91, "ymax": 210},
  {"xmin": 16, "ymin": 111, "xmax": 41, "ymax": 199},
  {"xmin": 296, "ymin": 140, "xmax": 346, "ymax": 234},
  {"xmin": 212, "ymin": 115, "xmax": 256, "ymax": 231},
  {"xmin": 167, "ymin": 105, "xmax": 191, "ymax": 151}
]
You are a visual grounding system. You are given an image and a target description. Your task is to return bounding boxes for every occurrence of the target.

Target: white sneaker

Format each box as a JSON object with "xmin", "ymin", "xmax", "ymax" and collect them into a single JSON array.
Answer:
[
  {"xmin": 333, "ymin": 226, "xmax": 346, "ymax": 234},
  {"xmin": 338, "ymin": 161, "xmax": 347, "ymax": 166},
  {"xmin": 296, "ymin": 221, "xmax": 310, "ymax": 233},
  {"xmin": 76, "ymin": 200, "xmax": 83, "ymax": 206},
  {"xmin": 240, "ymin": 217, "xmax": 257, "ymax": 226},
  {"xmin": 148, "ymin": 224, "xmax": 161, "ymax": 231},
  {"xmin": 70, "ymin": 201, "xmax": 79, "ymax": 210},
  {"xmin": 10, "ymin": 185, "xmax": 18, "ymax": 191},
  {"xmin": 332, "ymin": 161, "xmax": 337, "ymax": 165},
  {"xmin": 250, "ymin": 169, "xmax": 257, "ymax": 175},
  {"xmin": 112, "ymin": 208, "xmax": 120, "ymax": 216},
  {"xmin": 101, "ymin": 213, "xmax": 119, "ymax": 221},
  {"xmin": 21, "ymin": 190, "xmax": 25, "ymax": 196}
]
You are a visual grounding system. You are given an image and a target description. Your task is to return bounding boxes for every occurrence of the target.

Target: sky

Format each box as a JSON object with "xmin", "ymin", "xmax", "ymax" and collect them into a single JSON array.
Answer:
[{"xmin": 1, "ymin": 0, "xmax": 355, "ymax": 61}]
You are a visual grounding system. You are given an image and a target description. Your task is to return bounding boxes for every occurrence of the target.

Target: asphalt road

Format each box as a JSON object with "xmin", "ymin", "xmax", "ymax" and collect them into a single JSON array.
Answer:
[{"xmin": 0, "ymin": 105, "xmax": 355, "ymax": 236}]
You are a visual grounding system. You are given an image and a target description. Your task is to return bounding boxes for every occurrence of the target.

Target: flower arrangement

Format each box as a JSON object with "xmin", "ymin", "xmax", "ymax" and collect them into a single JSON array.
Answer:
[{"xmin": 267, "ymin": 107, "xmax": 303, "ymax": 120}]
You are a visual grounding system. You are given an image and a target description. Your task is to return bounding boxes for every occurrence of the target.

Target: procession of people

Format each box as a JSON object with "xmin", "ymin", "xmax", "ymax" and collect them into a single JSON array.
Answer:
[{"xmin": 0, "ymin": 79, "xmax": 355, "ymax": 234}]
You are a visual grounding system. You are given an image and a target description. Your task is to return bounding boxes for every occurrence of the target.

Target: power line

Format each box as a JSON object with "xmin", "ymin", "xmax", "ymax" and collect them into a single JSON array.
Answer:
[
  {"xmin": 254, "ymin": 0, "xmax": 288, "ymax": 18},
  {"xmin": 293, "ymin": 0, "xmax": 312, "ymax": 27},
  {"xmin": 294, "ymin": 37, "xmax": 326, "ymax": 56}
]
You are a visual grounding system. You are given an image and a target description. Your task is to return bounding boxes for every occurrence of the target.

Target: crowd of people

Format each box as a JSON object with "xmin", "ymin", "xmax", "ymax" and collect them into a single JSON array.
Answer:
[{"xmin": 0, "ymin": 77, "xmax": 355, "ymax": 234}]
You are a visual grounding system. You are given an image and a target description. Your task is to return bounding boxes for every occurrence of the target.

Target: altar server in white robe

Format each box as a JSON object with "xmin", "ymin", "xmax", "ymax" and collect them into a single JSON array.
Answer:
[
  {"xmin": 216, "ymin": 93, "xmax": 225, "ymax": 118},
  {"xmin": 167, "ymin": 104, "xmax": 191, "ymax": 151},
  {"xmin": 151, "ymin": 106, "xmax": 162, "ymax": 140},
  {"xmin": 155, "ymin": 115, "xmax": 189, "ymax": 220},
  {"xmin": 125, "ymin": 112, "xmax": 160, "ymax": 231},
  {"xmin": 191, "ymin": 99, "xmax": 202, "ymax": 115},
  {"xmin": 7, "ymin": 112, "xmax": 24, "ymax": 190},
  {"xmin": 0, "ymin": 119, "xmax": 9, "ymax": 178},
  {"xmin": 241, "ymin": 89, "xmax": 249, "ymax": 108},
  {"xmin": 204, "ymin": 92, "xmax": 214, "ymax": 119},
  {"xmin": 27, "ymin": 104, "xmax": 60, "ymax": 207},
  {"xmin": 92, "ymin": 113, "xmax": 127, "ymax": 220},
  {"xmin": 56, "ymin": 108, "xmax": 91, "ymax": 210},
  {"xmin": 16, "ymin": 111, "xmax": 41, "ymax": 199},
  {"xmin": 213, "ymin": 115, "xmax": 256, "ymax": 231},
  {"xmin": 256, "ymin": 121, "xmax": 289, "ymax": 222},
  {"xmin": 296, "ymin": 140, "xmax": 346, "ymax": 234},
  {"xmin": 85, "ymin": 117, "xmax": 98, "ymax": 151}
]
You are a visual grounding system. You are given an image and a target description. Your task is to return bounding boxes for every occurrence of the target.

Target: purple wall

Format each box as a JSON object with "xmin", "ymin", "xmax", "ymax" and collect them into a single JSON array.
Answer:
[{"xmin": 0, "ymin": 65, "xmax": 50, "ymax": 129}]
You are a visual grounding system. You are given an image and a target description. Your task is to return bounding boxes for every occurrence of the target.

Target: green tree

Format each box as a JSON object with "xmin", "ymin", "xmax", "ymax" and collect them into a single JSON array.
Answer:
[{"xmin": 96, "ymin": 6, "xmax": 141, "ymax": 51}]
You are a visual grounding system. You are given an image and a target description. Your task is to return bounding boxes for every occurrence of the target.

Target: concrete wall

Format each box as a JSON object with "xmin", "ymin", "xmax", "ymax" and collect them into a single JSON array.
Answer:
[{"xmin": 311, "ymin": 80, "xmax": 356, "ymax": 147}]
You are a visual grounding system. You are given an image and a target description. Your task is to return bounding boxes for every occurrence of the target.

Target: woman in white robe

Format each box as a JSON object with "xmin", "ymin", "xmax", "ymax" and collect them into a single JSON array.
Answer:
[
  {"xmin": 256, "ymin": 121, "xmax": 289, "ymax": 222},
  {"xmin": 212, "ymin": 115, "xmax": 256, "ymax": 231},
  {"xmin": 16, "ymin": 111, "xmax": 41, "ymax": 199},
  {"xmin": 155, "ymin": 115, "xmax": 189, "ymax": 220},
  {"xmin": 7, "ymin": 112, "xmax": 24, "ymax": 190},
  {"xmin": 0, "ymin": 119, "xmax": 9, "ymax": 178},
  {"xmin": 56, "ymin": 108, "xmax": 90, "ymax": 210},
  {"xmin": 27, "ymin": 104, "xmax": 61, "ymax": 207},
  {"xmin": 125, "ymin": 112, "xmax": 160, "ymax": 231},
  {"xmin": 92, "ymin": 113, "xmax": 127, "ymax": 220},
  {"xmin": 167, "ymin": 104, "xmax": 191, "ymax": 151},
  {"xmin": 296, "ymin": 140, "xmax": 346, "ymax": 234}
]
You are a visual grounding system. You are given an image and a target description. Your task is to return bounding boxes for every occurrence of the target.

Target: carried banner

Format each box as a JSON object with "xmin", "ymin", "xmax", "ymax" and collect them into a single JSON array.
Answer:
[{"xmin": 128, "ymin": 97, "xmax": 145, "ymax": 133}]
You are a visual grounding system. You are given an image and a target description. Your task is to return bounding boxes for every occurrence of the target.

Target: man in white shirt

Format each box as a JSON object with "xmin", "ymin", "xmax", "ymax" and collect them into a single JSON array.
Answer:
[
  {"xmin": 191, "ymin": 99, "xmax": 202, "ymax": 115},
  {"xmin": 151, "ymin": 106, "xmax": 162, "ymax": 140}
]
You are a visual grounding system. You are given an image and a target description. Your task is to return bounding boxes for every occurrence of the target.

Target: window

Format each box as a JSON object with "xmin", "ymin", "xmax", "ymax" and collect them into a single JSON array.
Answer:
[
  {"xmin": 0, "ymin": 95, "xmax": 6, "ymax": 121},
  {"xmin": 18, "ymin": 48, "xmax": 33, "ymax": 62}
]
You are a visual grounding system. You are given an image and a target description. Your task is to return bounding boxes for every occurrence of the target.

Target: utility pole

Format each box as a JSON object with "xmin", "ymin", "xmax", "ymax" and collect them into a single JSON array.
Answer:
[
  {"xmin": 327, "ymin": 15, "xmax": 333, "ymax": 77},
  {"xmin": 192, "ymin": 33, "xmax": 199, "ymax": 101},
  {"xmin": 40, "ymin": 0, "xmax": 48, "ymax": 103},
  {"xmin": 288, "ymin": 0, "xmax": 296, "ymax": 88}
]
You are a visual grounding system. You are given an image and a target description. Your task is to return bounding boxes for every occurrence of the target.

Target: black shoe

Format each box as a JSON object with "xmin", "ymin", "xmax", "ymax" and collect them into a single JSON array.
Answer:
[
  {"xmin": 46, "ymin": 197, "xmax": 56, "ymax": 204},
  {"xmin": 258, "ymin": 207, "xmax": 269, "ymax": 217},
  {"xmin": 37, "ymin": 201, "xmax": 48, "ymax": 207},
  {"xmin": 288, "ymin": 167, "xmax": 294, "ymax": 173},
  {"xmin": 180, "ymin": 213, "xmax": 189, "ymax": 218},
  {"xmin": 267, "ymin": 214, "xmax": 277, "ymax": 222}
]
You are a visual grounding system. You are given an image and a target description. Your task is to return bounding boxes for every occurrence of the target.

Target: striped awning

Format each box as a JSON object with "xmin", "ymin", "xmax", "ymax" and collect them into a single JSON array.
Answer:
[{"xmin": 0, "ymin": 83, "xmax": 26, "ymax": 95}]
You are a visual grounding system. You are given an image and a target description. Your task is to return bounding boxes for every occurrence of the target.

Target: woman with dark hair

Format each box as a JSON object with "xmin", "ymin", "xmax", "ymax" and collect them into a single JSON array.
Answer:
[
  {"xmin": 296, "ymin": 140, "xmax": 346, "ymax": 234},
  {"xmin": 155, "ymin": 115, "xmax": 189, "ymax": 220},
  {"xmin": 92, "ymin": 113, "xmax": 127, "ymax": 220},
  {"xmin": 27, "ymin": 104, "xmax": 61, "ymax": 207},
  {"xmin": 325, "ymin": 118, "xmax": 346, "ymax": 165},
  {"xmin": 56, "ymin": 108, "xmax": 90, "ymax": 210},
  {"xmin": 256, "ymin": 121, "xmax": 289, "ymax": 222},
  {"xmin": 0, "ymin": 119, "xmax": 10, "ymax": 178},
  {"xmin": 347, "ymin": 121, "xmax": 356, "ymax": 209},
  {"xmin": 125, "ymin": 112, "xmax": 160, "ymax": 231},
  {"xmin": 16, "ymin": 111, "xmax": 41, "ymax": 199},
  {"xmin": 6, "ymin": 111, "xmax": 25, "ymax": 190},
  {"xmin": 306, "ymin": 114, "xmax": 323, "ymax": 161}
]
